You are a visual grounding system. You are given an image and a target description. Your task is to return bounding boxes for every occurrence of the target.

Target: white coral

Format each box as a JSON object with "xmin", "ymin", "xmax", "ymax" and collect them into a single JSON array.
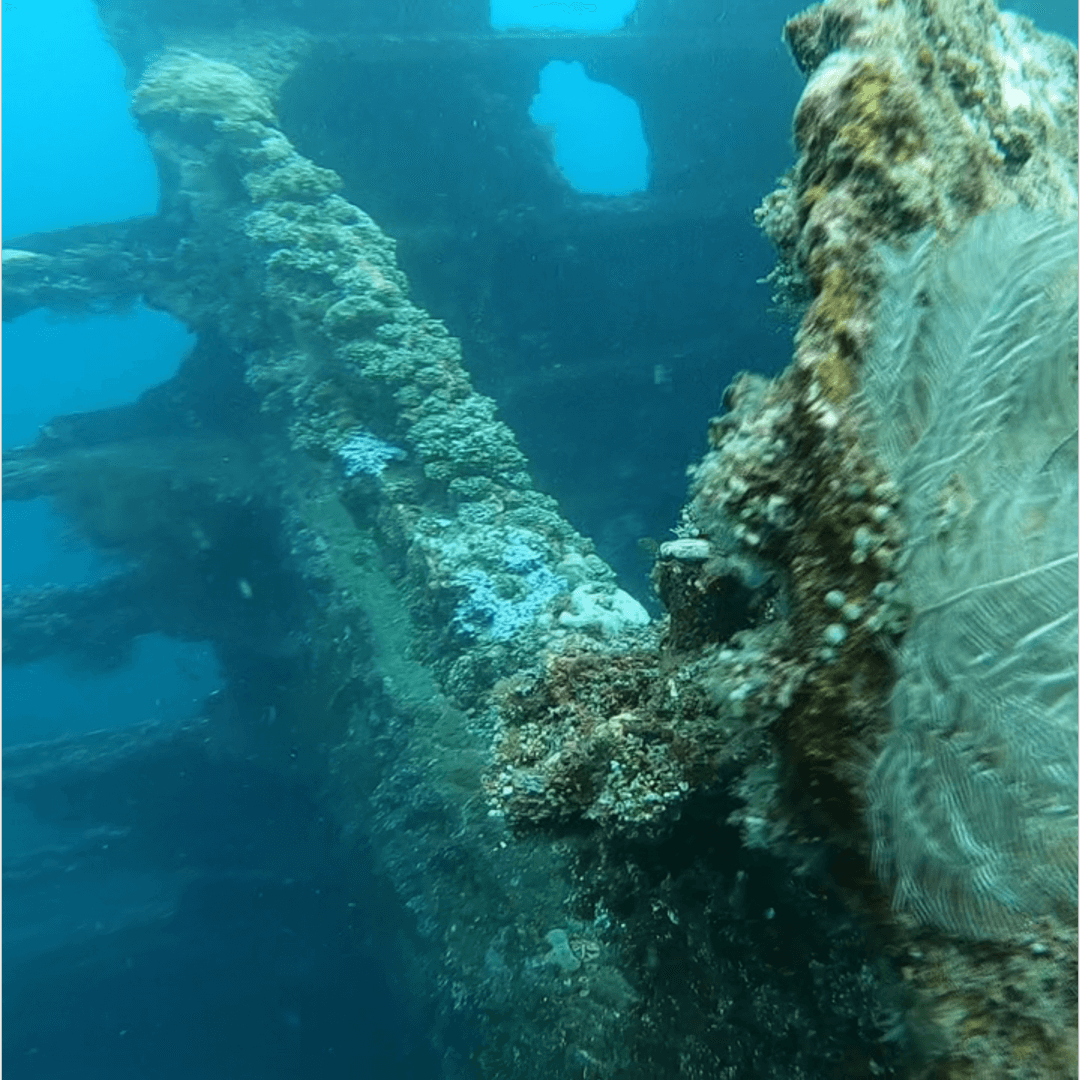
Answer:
[{"xmin": 862, "ymin": 207, "xmax": 1078, "ymax": 937}]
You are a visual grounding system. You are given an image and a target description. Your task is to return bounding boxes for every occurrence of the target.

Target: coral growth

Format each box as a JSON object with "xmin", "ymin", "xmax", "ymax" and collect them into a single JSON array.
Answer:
[{"xmin": 862, "ymin": 207, "xmax": 1078, "ymax": 938}]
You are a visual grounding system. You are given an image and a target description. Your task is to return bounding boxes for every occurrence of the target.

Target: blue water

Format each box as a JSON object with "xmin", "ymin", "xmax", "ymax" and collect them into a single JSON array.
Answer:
[{"xmin": 2, "ymin": 0, "xmax": 217, "ymax": 742}]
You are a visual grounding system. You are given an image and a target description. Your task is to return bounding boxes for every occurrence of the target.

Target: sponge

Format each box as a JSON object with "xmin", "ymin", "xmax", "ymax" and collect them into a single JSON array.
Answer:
[{"xmin": 862, "ymin": 207, "xmax": 1078, "ymax": 937}]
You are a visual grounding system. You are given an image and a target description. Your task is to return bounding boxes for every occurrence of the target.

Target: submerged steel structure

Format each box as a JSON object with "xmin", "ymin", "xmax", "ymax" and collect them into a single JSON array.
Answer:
[{"xmin": 4, "ymin": 0, "xmax": 1077, "ymax": 1076}]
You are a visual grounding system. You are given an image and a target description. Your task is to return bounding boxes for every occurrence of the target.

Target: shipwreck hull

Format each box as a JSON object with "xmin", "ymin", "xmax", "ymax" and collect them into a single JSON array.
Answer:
[{"xmin": 4, "ymin": 1, "xmax": 1076, "ymax": 1077}]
